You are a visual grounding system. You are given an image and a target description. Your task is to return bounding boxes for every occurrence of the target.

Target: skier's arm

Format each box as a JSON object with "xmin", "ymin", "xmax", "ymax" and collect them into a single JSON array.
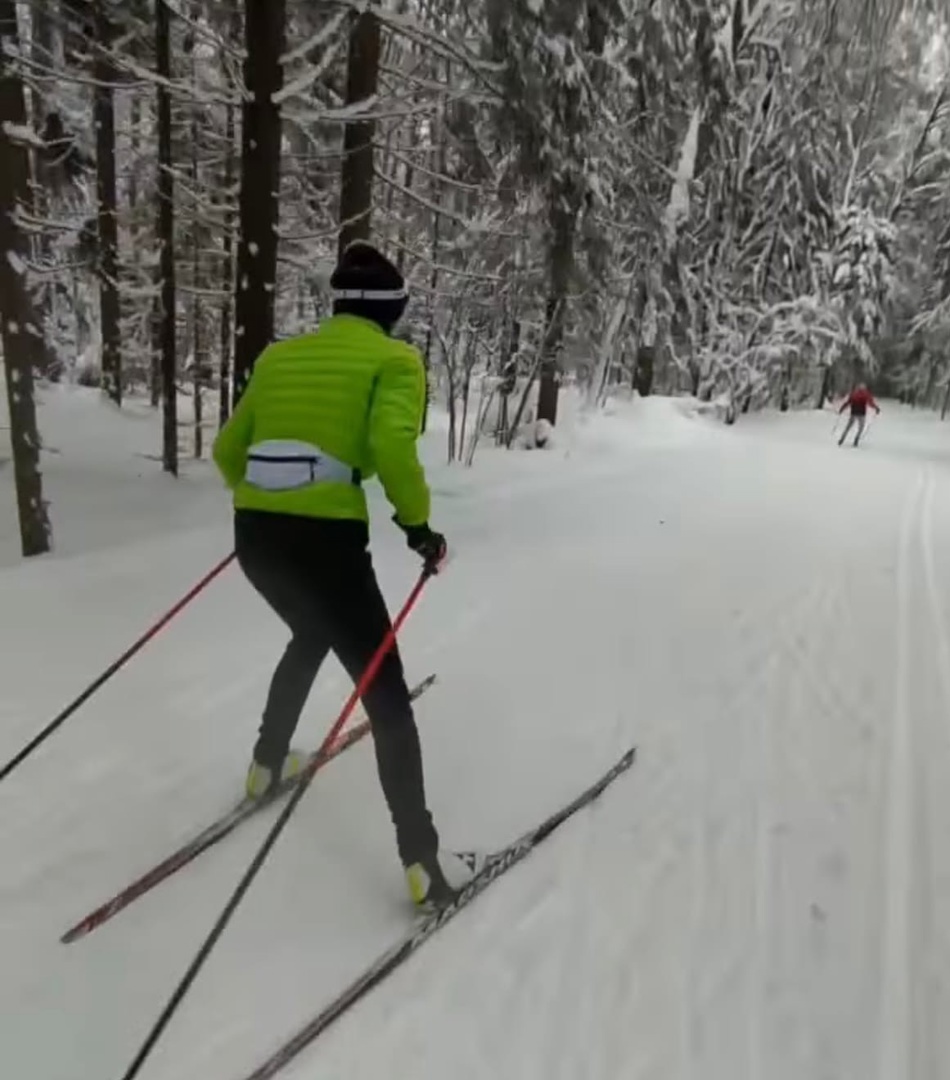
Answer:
[
  {"xmin": 838, "ymin": 397, "xmax": 850, "ymax": 414},
  {"xmin": 870, "ymin": 394, "xmax": 881, "ymax": 413},
  {"xmin": 369, "ymin": 345, "xmax": 431, "ymax": 528},
  {"xmin": 212, "ymin": 369, "xmax": 256, "ymax": 489}
]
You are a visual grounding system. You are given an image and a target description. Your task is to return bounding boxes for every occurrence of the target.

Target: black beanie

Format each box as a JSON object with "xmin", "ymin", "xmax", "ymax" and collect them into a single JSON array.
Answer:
[{"xmin": 330, "ymin": 240, "xmax": 408, "ymax": 334}]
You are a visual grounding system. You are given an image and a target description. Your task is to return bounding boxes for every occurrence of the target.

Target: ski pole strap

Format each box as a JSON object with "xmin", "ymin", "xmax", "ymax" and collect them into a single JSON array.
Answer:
[{"xmin": 245, "ymin": 440, "xmax": 360, "ymax": 491}]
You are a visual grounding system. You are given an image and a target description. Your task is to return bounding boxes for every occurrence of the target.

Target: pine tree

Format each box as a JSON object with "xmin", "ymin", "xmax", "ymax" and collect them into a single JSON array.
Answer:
[
  {"xmin": 233, "ymin": 0, "xmax": 286, "ymax": 402},
  {"xmin": 0, "ymin": 0, "xmax": 52, "ymax": 555}
]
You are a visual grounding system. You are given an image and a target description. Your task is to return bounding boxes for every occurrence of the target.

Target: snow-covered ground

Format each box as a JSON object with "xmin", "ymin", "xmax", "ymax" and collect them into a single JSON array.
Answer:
[{"xmin": 2, "ymin": 388, "xmax": 950, "ymax": 1080}]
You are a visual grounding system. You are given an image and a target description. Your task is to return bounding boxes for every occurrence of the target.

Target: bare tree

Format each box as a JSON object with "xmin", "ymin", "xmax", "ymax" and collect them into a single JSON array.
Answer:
[
  {"xmin": 0, "ymin": 0, "xmax": 51, "ymax": 555},
  {"xmin": 338, "ymin": 10, "xmax": 381, "ymax": 255},
  {"xmin": 233, "ymin": 0, "xmax": 286, "ymax": 402},
  {"xmin": 218, "ymin": 4, "xmax": 241, "ymax": 427},
  {"xmin": 93, "ymin": 0, "xmax": 121, "ymax": 404},
  {"xmin": 156, "ymin": 0, "xmax": 177, "ymax": 475}
]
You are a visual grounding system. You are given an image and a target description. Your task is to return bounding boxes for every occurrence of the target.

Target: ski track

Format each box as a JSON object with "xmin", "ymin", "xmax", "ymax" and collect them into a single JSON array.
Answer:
[
  {"xmin": 877, "ymin": 468, "xmax": 922, "ymax": 1080},
  {"xmin": 918, "ymin": 466, "xmax": 950, "ymax": 1080},
  {"xmin": 4, "ymin": 402, "xmax": 950, "ymax": 1079}
]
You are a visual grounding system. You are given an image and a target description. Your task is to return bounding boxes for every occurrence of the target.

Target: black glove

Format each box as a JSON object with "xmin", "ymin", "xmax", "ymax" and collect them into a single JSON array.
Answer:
[{"xmin": 396, "ymin": 518, "xmax": 447, "ymax": 573}]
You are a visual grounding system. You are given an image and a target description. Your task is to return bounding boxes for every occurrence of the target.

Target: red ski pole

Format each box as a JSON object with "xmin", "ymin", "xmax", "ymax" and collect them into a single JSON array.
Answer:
[
  {"xmin": 0, "ymin": 552, "xmax": 236, "ymax": 785},
  {"xmin": 119, "ymin": 564, "xmax": 436, "ymax": 1080}
]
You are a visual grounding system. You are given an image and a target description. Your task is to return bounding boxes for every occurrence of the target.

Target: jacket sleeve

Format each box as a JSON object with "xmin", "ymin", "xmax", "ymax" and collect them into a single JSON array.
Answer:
[
  {"xmin": 212, "ymin": 370, "xmax": 256, "ymax": 489},
  {"xmin": 368, "ymin": 345, "xmax": 431, "ymax": 527}
]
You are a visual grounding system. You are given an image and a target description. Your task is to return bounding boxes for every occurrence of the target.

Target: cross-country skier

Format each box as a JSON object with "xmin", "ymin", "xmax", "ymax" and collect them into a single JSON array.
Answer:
[
  {"xmin": 212, "ymin": 240, "xmax": 472, "ymax": 910},
  {"xmin": 837, "ymin": 383, "xmax": 880, "ymax": 447}
]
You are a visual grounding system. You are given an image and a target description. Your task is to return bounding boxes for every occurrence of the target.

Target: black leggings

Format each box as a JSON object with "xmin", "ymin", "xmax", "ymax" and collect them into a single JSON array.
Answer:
[{"xmin": 234, "ymin": 509, "xmax": 438, "ymax": 866}]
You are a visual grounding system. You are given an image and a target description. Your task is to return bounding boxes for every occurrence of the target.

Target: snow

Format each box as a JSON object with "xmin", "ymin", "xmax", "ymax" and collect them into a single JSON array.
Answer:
[
  {"xmin": 3, "ymin": 388, "xmax": 950, "ymax": 1079},
  {"xmin": 665, "ymin": 106, "xmax": 700, "ymax": 244},
  {"xmin": 2, "ymin": 121, "xmax": 46, "ymax": 149}
]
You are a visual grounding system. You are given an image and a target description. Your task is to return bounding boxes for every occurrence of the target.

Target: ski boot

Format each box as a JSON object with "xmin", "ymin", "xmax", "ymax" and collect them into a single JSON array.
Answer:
[
  {"xmin": 245, "ymin": 749, "xmax": 307, "ymax": 801},
  {"xmin": 405, "ymin": 850, "xmax": 483, "ymax": 912}
]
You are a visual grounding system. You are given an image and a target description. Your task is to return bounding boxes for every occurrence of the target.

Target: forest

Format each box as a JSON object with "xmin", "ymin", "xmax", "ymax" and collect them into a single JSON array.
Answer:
[{"xmin": 1, "ymin": 0, "xmax": 949, "ymax": 557}]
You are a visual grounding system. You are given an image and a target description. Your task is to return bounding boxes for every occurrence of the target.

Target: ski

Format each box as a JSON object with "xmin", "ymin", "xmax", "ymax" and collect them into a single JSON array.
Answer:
[
  {"xmin": 240, "ymin": 746, "xmax": 636, "ymax": 1080},
  {"xmin": 61, "ymin": 674, "xmax": 438, "ymax": 945}
]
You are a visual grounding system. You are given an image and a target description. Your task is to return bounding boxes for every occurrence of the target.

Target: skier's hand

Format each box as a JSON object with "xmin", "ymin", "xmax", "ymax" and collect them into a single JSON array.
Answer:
[{"xmin": 396, "ymin": 518, "xmax": 448, "ymax": 573}]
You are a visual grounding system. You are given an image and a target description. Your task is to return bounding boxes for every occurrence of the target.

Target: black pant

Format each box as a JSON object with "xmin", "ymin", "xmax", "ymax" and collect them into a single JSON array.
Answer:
[{"xmin": 234, "ymin": 509, "xmax": 438, "ymax": 867}]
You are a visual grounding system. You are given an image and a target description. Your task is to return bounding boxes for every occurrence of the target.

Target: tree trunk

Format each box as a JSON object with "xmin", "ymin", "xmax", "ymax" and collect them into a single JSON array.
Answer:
[
  {"xmin": 29, "ymin": 0, "xmax": 55, "ymax": 351},
  {"xmin": 193, "ymin": 300, "xmax": 203, "ymax": 459},
  {"xmin": 537, "ymin": 199, "xmax": 574, "ymax": 426},
  {"xmin": 149, "ymin": 293, "xmax": 161, "ymax": 407},
  {"xmin": 29, "ymin": 1, "xmax": 54, "ymax": 129},
  {"xmin": 816, "ymin": 363, "xmax": 832, "ymax": 410},
  {"xmin": 233, "ymin": 0, "xmax": 285, "ymax": 404},
  {"xmin": 634, "ymin": 344, "xmax": 656, "ymax": 397},
  {"xmin": 128, "ymin": 93, "xmax": 139, "ymax": 210},
  {"xmin": 93, "ymin": 1, "xmax": 121, "ymax": 405},
  {"xmin": 219, "ymin": 66, "xmax": 236, "ymax": 427},
  {"xmin": 191, "ymin": 63, "xmax": 203, "ymax": 460},
  {"xmin": 0, "ymin": 0, "xmax": 51, "ymax": 556},
  {"xmin": 337, "ymin": 11, "xmax": 381, "ymax": 257},
  {"xmin": 156, "ymin": 0, "xmax": 177, "ymax": 475},
  {"xmin": 496, "ymin": 316, "xmax": 519, "ymax": 444},
  {"xmin": 420, "ymin": 92, "xmax": 446, "ymax": 434}
]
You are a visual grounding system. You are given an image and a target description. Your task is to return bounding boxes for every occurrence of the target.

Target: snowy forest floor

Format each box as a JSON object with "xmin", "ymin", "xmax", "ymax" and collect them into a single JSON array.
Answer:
[{"xmin": 2, "ymin": 388, "xmax": 950, "ymax": 1080}]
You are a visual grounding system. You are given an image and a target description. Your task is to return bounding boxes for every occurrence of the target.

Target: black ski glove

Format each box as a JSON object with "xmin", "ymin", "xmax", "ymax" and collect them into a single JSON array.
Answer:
[{"xmin": 395, "ymin": 517, "xmax": 447, "ymax": 573}]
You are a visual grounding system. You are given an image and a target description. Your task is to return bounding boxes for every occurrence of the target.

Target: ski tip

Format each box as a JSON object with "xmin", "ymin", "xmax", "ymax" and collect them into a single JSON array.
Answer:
[{"xmin": 408, "ymin": 673, "xmax": 437, "ymax": 700}]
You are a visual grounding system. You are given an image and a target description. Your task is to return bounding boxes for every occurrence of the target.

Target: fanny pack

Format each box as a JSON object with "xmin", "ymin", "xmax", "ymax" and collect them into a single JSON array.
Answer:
[{"xmin": 244, "ymin": 440, "xmax": 361, "ymax": 491}]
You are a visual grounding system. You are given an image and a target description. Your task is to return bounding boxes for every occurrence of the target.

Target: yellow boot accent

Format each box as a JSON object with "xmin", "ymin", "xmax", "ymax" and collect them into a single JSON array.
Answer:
[
  {"xmin": 405, "ymin": 863, "xmax": 432, "ymax": 907},
  {"xmin": 282, "ymin": 750, "xmax": 306, "ymax": 781},
  {"xmin": 245, "ymin": 750, "xmax": 305, "ymax": 801}
]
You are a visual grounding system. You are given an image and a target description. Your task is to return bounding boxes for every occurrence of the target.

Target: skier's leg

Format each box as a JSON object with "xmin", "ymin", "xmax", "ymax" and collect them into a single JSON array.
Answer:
[
  {"xmin": 253, "ymin": 634, "xmax": 328, "ymax": 770},
  {"xmin": 321, "ymin": 545, "xmax": 440, "ymax": 871},
  {"xmin": 838, "ymin": 416, "xmax": 854, "ymax": 446},
  {"xmin": 854, "ymin": 415, "xmax": 866, "ymax": 447},
  {"xmin": 235, "ymin": 511, "xmax": 330, "ymax": 777},
  {"xmin": 327, "ymin": 563, "xmax": 469, "ymax": 907}
]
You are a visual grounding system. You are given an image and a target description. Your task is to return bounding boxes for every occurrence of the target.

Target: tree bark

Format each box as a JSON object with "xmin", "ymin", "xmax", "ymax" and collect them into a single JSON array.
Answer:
[
  {"xmin": 0, "ymin": 0, "xmax": 51, "ymax": 555},
  {"xmin": 156, "ymin": 0, "xmax": 177, "ymax": 475},
  {"xmin": 337, "ymin": 11, "xmax": 381, "ymax": 257},
  {"xmin": 29, "ymin": 0, "xmax": 55, "ymax": 353},
  {"xmin": 93, "ymin": 1, "xmax": 121, "ymax": 404},
  {"xmin": 233, "ymin": 0, "xmax": 285, "ymax": 405},
  {"xmin": 191, "ymin": 56, "xmax": 203, "ymax": 461},
  {"xmin": 816, "ymin": 363, "xmax": 832, "ymax": 410},
  {"xmin": 420, "ymin": 85, "xmax": 446, "ymax": 435},
  {"xmin": 537, "ymin": 197, "xmax": 574, "ymax": 426},
  {"xmin": 219, "ymin": 3, "xmax": 240, "ymax": 427},
  {"xmin": 29, "ymin": 1, "xmax": 55, "ymax": 129},
  {"xmin": 220, "ymin": 95, "xmax": 235, "ymax": 427}
]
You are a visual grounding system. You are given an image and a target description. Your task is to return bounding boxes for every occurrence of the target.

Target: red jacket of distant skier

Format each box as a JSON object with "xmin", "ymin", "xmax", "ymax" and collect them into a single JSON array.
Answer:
[{"xmin": 840, "ymin": 387, "xmax": 879, "ymax": 416}]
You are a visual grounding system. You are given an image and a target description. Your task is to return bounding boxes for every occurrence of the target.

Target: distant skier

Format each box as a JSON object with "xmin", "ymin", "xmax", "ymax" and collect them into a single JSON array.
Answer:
[
  {"xmin": 837, "ymin": 383, "xmax": 880, "ymax": 447},
  {"xmin": 212, "ymin": 240, "xmax": 471, "ymax": 910}
]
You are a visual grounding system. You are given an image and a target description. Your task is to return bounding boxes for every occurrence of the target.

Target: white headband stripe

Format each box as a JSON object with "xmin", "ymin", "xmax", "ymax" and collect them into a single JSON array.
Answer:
[{"xmin": 334, "ymin": 287, "xmax": 408, "ymax": 300}]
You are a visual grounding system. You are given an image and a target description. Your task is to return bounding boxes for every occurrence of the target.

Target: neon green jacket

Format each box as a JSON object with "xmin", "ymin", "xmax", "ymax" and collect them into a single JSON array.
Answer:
[{"xmin": 212, "ymin": 315, "xmax": 430, "ymax": 527}]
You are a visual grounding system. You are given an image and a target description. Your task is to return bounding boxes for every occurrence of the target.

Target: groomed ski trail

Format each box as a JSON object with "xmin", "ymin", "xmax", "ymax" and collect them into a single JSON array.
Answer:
[
  {"xmin": 239, "ymin": 749, "xmax": 636, "ymax": 1080},
  {"xmin": 3, "ymin": 401, "xmax": 950, "ymax": 1080},
  {"xmin": 60, "ymin": 674, "xmax": 438, "ymax": 944}
]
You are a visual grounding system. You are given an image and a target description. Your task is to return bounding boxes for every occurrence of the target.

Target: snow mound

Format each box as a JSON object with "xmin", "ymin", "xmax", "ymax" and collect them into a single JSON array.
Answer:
[
  {"xmin": 559, "ymin": 391, "xmax": 716, "ymax": 455},
  {"xmin": 671, "ymin": 394, "xmax": 734, "ymax": 424}
]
